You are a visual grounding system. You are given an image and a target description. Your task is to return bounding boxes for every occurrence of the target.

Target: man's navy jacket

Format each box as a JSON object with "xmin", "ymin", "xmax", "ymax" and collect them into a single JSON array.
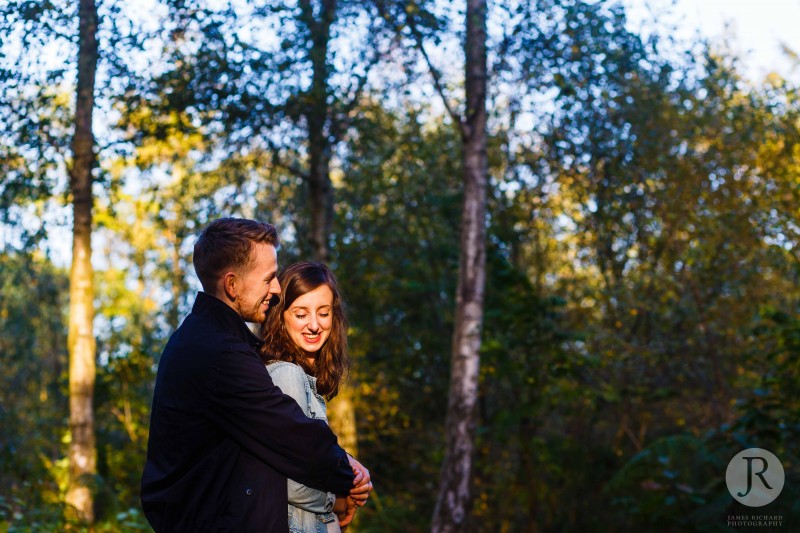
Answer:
[{"xmin": 140, "ymin": 292, "xmax": 354, "ymax": 532}]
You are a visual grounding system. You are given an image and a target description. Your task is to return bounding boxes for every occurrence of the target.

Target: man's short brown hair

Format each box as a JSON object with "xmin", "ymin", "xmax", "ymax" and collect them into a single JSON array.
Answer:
[{"xmin": 193, "ymin": 218, "xmax": 279, "ymax": 292}]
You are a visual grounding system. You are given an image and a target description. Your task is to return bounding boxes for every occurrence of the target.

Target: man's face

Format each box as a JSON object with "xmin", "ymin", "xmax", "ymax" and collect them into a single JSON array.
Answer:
[{"xmin": 234, "ymin": 242, "xmax": 281, "ymax": 323}]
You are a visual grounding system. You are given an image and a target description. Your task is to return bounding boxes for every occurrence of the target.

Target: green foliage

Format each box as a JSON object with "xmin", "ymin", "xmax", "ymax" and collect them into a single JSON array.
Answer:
[
  {"xmin": 603, "ymin": 308, "xmax": 800, "ymax": 530},
  {"xmin": 605, "ymin": 435, "xmax": 727, "ymax": 530},
  {"xmin": 93, "ymin": 269, "xmax": 162, "ymax": 515},
  {"xmin": 333, "ymin": 104, "xmax": 463, "ymax": 529},
  {"xmin": 0, "ymin": 249, "xmax": 161, "ymax": 531},
  {"xmin": 0, "ymin": 250, "xmax": 68, "ymax": 529},
  {"xmin": 471, "ymin": 245, "xmax": 578, "ymax": 529}
]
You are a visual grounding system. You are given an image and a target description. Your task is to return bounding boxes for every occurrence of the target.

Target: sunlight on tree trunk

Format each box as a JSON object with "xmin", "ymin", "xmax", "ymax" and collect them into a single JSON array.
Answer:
[
  {"xmin": 65, "ymin": 0, "xmax": 98, "ymax": 524},
  {"xmin": 432, "ymin": 0, "xmax": 488, "ymax": 531},
  {"xmin": 327, "ymin": 388, "xmax": 358, "ymax": 456}
]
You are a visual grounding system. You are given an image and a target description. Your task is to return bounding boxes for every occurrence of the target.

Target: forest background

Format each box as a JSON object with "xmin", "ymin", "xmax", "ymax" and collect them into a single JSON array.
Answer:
[{"xmin": 2, "ymin": 0, "xmax": 800, "ymax": 531}]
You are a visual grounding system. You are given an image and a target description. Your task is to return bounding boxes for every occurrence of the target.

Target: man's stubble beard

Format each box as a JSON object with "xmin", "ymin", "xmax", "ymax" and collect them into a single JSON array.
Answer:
[{"xmin": 235, "ymin": 298, "xmax": 265, "ymax": 324}]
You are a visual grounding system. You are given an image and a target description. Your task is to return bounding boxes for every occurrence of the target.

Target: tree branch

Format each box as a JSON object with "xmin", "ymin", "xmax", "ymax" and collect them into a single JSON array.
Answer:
[
  {"xmin": 407, "ymin": 20, "xmax": 465, "ymax": 134},
  {"xmin": 330, "ymin": 26, "xmax": 386, "ymax": 142},
  {"xmin": 266, "ymin": 137, "xmax": 309, "ymax": 181}
]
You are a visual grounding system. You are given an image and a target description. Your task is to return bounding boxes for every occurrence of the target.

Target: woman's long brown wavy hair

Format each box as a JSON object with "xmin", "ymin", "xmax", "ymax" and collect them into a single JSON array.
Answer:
[{"xmin": 259, "ymin": 262, "xmax": 349, "ymax": 399}]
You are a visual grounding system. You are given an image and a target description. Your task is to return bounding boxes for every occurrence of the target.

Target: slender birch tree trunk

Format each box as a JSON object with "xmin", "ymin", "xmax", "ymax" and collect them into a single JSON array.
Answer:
[
  {"xmin": 431, "ymin": 0, "xmax": 488, "ymax": 530},
  {"xmin": 65, "ymin": 0, "xmax": 98, "ymax": 523}
]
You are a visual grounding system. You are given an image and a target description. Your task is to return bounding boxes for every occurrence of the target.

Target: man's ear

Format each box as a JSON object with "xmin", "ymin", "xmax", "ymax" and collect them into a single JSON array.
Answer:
[{"xmin": 222, "ymin": 271, "xmax": 238, "ymax": 301}]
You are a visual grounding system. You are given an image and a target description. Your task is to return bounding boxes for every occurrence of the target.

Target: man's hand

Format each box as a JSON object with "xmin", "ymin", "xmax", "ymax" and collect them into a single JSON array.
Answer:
[
  {"xmin": 347, "ymin": 455, "xmax": 372, "ymax": 507},
  {"xmin": 333, "ymin": 496, "xmax": 357, "ymax": 528}
]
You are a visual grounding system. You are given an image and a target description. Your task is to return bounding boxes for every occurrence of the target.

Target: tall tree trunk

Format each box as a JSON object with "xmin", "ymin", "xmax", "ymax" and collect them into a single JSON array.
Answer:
[
  {"xmin": 301, "ymin": 0, "xmax": 359, "ymax": 458},
  {"xmin": 432, "ymin": 0, "xmax": 488, "ymax": 531},
  {"xmin": 65, "ymin": 0, "xmax": 98, "ymax": 523},
  {"xmin": 307, "ymin": 136, "xmax": 333, "ymax": 263},
  {"xmin": 304, "ymin": 0, "xmax": 335, "ymax": 264}
]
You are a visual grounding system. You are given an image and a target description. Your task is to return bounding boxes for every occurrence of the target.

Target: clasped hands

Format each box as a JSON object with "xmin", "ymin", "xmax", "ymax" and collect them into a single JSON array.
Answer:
[{"xmin": 333, "ymin": 455, "xmax": 372, "ymax": 528}]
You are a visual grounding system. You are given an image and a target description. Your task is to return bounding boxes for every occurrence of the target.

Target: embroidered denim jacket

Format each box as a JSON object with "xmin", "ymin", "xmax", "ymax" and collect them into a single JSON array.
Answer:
[{"xmin": 266, "ymin": 361, "xmax": 340, "ymax": 533}]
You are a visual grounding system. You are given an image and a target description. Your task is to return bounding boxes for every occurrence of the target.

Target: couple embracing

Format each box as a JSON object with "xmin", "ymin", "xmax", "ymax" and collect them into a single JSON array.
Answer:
[{"xmin": 140, "ymin": 218, "xmax": 373, "ymax": 532}]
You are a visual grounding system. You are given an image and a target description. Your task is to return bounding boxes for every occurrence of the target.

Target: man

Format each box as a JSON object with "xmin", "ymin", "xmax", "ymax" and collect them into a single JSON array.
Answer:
[{"xmin": 141, "ymin": 218, "xmax": 370, "ymax": 532}]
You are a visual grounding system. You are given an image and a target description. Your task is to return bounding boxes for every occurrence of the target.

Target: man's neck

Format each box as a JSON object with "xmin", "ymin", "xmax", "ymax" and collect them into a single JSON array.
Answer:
[{"xmin": 205, "ymin": 288, "xmax": 240, "ymax": 316}]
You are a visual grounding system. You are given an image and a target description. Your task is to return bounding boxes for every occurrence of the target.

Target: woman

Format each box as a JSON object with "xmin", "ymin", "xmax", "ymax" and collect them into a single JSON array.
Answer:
[{"xmin": 259, "ymin": 262, "xmax": 362, "ymax": 533}]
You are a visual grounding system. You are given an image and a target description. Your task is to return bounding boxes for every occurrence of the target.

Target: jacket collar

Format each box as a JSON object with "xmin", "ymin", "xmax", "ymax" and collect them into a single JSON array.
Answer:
[{"xmin": 192, "ymin": 291, "xmax": 265, "ymax": 350}]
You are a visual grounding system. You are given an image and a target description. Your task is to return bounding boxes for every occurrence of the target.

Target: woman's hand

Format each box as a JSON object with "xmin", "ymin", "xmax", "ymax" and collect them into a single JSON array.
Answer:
[
  {"xmin": 347, "ymin": 455, "xmax": 372, "ymax": 507},
  {"xmin": 333, "ymin": 496, "xmax": 357, "ymax": 528}
]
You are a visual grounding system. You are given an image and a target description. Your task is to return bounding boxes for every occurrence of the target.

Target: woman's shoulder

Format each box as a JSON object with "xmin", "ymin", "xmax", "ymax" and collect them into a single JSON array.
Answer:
[
  {"xmin": 265, "ymin": 360, "xmax": 306, "ymax": 378},
  {"xmin": 265, "ymin": 359, "xmax": 302, "ymax": 371},
  {"xmin": 266, "ymin": 360, "xmax": 323, "ymax": 400},
  {"xmin": 266, "ymin": 360, "xmax": 312, "ymax": 403}
]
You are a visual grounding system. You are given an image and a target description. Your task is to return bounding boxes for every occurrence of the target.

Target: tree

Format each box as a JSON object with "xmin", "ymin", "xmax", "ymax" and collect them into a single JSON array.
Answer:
[
  {"xmin": 144, "ymin": 0, "xmax": 394, "ymax": 461},
  {"xmin": 1, "ymin": 0, "xmax": 148, "ymax": 523},
  {"xmin": 430, "ymin": 1, "xmax": 489, "ymax": 529},
  {"xmin": 64, "ymin": 0, "xmax": 100, "ymax": 523},
  {"xmin": 369, "ymin": 0, "xmax": 491, "ymax": 526},
  {"xmin": 287, "ymin": 0, "xmax": 381, "ymax": 458},
  {"xmin": 333, "ymin": 103, "xmax": 462, "ymax": 527}
]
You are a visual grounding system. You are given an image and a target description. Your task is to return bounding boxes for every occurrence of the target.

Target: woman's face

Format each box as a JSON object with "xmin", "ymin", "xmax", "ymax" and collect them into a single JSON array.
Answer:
[{"xmin": 283, "ymin": 284, "xmax": 334, "ymax": 354}]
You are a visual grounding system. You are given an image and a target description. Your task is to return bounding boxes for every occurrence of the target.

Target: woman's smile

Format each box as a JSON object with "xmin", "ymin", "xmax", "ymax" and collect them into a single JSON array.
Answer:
[{"xmin": 284, "ymin": 284, "xmax": 334, "ymax": 354}]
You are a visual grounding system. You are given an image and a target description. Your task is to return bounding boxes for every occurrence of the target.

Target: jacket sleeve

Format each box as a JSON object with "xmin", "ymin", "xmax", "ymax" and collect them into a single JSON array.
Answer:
[
  {"xmin": 287, "ymin": 479, "xmax": 335, "ymax": 514},
  {"xmin": 268, "ymin": 364, "xmax": 336, "ymax": 513},
  {"xmin": 203, "ymin": 346, "xmax": 355, "ymax": 496}
]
